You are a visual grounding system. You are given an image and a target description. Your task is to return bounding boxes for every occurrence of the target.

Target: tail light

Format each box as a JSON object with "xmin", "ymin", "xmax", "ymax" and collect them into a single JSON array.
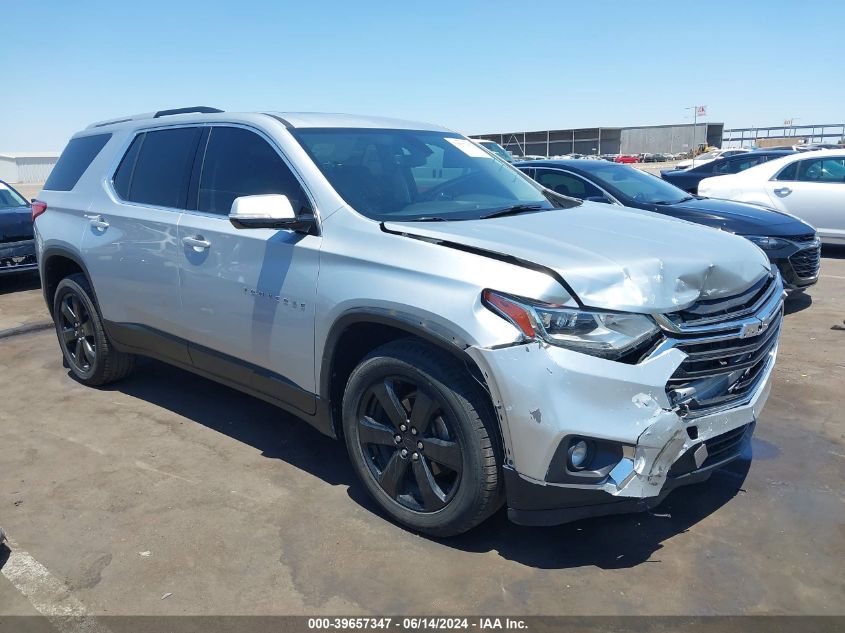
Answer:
[{"xmin": 31, "ymin": 200, "xmax": 47, "ymax": 222}]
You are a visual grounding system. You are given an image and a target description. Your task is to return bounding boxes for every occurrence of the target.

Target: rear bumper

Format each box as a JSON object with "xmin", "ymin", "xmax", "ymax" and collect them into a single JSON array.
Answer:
[{"xmin": 0, "ymin": 239, "xmax": 37, "ymax": 275}]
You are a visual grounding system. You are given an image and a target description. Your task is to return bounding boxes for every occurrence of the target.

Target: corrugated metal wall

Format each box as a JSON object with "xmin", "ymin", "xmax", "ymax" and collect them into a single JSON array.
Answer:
[
  {"xmin": 0, "ymin": 157, "xmax": 58, "ymax": 183},
  {"xmin": 475, "ymin": 123, "xmax": 725, "ymax": 157},
  {"xmin": 0, "ymin": 158, "xmax": 17, "ymax": 182},
  {"xmin": 620, "ymin": 124, "xmax": 720, "ymax": 154}
]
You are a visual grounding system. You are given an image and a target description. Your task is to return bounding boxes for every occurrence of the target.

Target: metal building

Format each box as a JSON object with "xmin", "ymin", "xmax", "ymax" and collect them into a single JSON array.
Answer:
[
  {"xmin": 0, "ymin": 152, "xmax": 59, "ymax": 183},
  {"xmin": 472, "ymin": 122, "xmax": 724, "ymax": 157}
]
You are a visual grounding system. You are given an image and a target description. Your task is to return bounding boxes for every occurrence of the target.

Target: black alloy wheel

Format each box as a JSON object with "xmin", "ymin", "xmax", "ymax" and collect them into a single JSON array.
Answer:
[
  {"xmin": 342, "ymin": 339, "xmax": 503, "ymax": 536},
  {"xmin": 57, "ymin": 291, "xmax": 96, "ymax": 373},
  {"xmin": 52, "ymin": 273, "xmax": 135, "ymax": 386},
  {"xmin": 356, "ymin": 377, "xmax": 463, "ymax": 513}
]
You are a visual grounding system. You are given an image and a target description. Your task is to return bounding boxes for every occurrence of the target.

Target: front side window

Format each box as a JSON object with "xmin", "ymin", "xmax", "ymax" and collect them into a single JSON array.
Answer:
[
  {"xmin": 534, "ymin": 169, "xmax": 604, "ymax": 199},
  {"xmin": 0, "ymin": 183, "xmax": 27, "ymax": 209},
  {"xmin": 44, "ymin": 133, "xmax": 111, "ymax": 191},
  {"xmin": 292, "ymin": 128, "xmax": 564, "ymax": 221},
  {"xmin": 796, "ymin": 157, "xmax": 845, "ymax": 183},
  {"xmin": 197, "ymin": 127, "xmax": 307, "ymax": 215},
  {"xmin": 115, "ymin": 127, "xmax": 201, "ymax": 208}
]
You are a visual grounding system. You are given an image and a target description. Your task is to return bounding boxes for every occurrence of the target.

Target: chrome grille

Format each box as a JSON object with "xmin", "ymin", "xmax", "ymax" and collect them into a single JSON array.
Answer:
[
  {"xmin": 789, "ymin": 245, "xmax": 821, "ymax": 279},
  {"xmin": 656, "ymin": 272, "xmax": 784, "ymax": 418},
  {"xmin": 656, "ymin": 272, "xmax": 779, "ymax": 331}
]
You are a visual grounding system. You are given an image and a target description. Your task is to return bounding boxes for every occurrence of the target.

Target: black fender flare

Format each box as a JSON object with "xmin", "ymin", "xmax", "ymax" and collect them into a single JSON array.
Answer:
[
  {"xmin": 318, "ymin": 307, "xmax": 476, "ymax": 402},
  {"xmin": 40, "ymin": 246, "xmax": 99, "ymax": 316}
]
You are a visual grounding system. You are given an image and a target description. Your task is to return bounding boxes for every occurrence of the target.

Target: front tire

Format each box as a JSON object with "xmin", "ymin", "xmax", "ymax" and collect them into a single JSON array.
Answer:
[
  {"xmin": 52, "ymin": 273, "xmax": 134, "ymax": 386},
  {"xmin": 342, "ymin": 339, "xmax": 502, "ymax": 536}
]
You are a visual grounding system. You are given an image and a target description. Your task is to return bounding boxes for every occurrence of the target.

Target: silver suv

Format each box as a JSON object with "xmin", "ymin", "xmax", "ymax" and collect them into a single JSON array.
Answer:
[{"xmin": 34, "ymin": 107, "xmax": 783, "ymax": 535}]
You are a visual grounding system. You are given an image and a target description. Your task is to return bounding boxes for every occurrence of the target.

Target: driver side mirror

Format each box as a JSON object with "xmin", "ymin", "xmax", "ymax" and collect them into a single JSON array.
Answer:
[{"xmin": 229, "ymin": 194, "xmax": 315, "ymax": 233}]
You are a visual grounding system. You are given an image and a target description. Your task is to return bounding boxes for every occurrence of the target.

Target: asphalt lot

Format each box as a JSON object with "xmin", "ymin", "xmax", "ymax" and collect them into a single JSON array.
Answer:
[{"xmin": 0, "ymin": 216, "xmax": 843, "ymax": 618}]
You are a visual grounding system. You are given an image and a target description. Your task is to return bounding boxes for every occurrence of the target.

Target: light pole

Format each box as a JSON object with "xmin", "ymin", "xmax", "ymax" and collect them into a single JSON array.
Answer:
[{"xmin": 685, "ymin": 105, "xmax": 703, "ymax": 163}]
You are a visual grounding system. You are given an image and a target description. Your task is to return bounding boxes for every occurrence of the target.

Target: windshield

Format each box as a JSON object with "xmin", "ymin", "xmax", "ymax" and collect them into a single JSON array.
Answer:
[
  {"xmin": 477, "ymin": 140, "xmax": 513, "ymax": 163},
  {"xmin": 0, "ymin": 183, "xmax": 28, "ymax": 210},
  {"xmin": 292, "ymin": 129, "xmax": 565, "ymax": 221},
  {"xmin": 578, "ymin": 163, "xmax": 691, "ymax": 204}
]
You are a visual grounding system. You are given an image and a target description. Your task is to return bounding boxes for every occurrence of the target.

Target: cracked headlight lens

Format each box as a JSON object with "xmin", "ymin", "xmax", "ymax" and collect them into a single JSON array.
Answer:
[{"xmin": 482, "ymin": 289, "xmax": 659, "ymax": 359}]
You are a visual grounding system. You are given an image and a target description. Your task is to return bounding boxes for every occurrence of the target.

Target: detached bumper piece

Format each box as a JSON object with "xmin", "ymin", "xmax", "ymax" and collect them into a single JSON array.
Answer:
[
  {"xmin": 0, "ymin": 239, "xmax": 37, "ymax": 275},
  {"xmin": 507, "ymin": 423, "xmax": 754, "ymax": 527}
]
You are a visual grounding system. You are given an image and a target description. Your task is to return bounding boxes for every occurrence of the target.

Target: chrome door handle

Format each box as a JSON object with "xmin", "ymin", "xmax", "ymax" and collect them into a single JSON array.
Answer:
[
  {"xmin": 182, "ymin": 235, "xmax": 211, "ymax": 251},
  {"xmin": 773, "ymin": 187, "xmax": 792, "ymax": 197},
  {"xmin": 84, "ymin": 214, "xmax": 109, "ymax": 230}
]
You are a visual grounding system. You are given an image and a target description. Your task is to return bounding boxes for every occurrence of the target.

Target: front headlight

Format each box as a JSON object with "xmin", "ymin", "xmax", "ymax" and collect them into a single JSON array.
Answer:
[
  {"xmin": 745, "ymin": 235, "xmax": 790, "ymax": 250},
  {"xmin": 482, "ymin": 290, "xmax": 659, "ymax": 360}
]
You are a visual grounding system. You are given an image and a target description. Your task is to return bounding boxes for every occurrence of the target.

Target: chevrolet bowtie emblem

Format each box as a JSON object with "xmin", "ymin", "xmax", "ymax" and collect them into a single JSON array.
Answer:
[{"xmin": 740, "ymin": 318, "xmax": 768, "ymax": 339}]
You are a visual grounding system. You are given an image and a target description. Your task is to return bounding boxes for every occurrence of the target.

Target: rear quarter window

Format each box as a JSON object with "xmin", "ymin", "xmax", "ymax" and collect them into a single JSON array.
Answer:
[{"xmin": 43, "ymin": 134, "xmax": 111, "ymax": 191}]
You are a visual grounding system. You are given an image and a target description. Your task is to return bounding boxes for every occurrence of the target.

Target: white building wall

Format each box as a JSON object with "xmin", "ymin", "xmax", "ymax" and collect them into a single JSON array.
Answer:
[
  {"xmin": 0, "ymin": 157, "xmax": 17, "ymax": 182},
  {"xmin": 14, "ymin": 157, "xmax": 57, "ymax": 183},
  {"xmin": 0, "ymin": 155, "xmax": 59, "ymax": 183}
]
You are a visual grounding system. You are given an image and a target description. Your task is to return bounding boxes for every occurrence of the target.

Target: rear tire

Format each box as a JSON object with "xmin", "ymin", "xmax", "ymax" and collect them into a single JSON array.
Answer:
[
  {"xmin": 52, "ymin": 273, "xmax": 134, "ymax": 386},
  {"xmin": 342, "ymin": 339, "xmax": 502, "ymax": 536}
]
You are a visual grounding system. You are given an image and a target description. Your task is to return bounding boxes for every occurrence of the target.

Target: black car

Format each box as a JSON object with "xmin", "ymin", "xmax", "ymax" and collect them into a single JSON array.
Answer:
[
  {"xmin": 516, "ymin": 159, "xmax": 820, "ymax": 291},
  {"xmin": 0, "ymin": 180, "xmax": 37, "ymax": 276},
  {"xmin": 660, "ymin": 150, "xmax": 797, "ymax": 194}
]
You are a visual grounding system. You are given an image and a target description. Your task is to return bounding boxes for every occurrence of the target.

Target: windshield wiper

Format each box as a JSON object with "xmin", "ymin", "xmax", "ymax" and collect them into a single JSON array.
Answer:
[
  {"xmin": 479, "ymin": 204, "xmax": 546, "ymax": 219},
  {"xmin": 654, "ymin": 196, "xmax": 694, "ymax": 205},
  {"xmin": 409, "ymin": 216, "xmax": 451, "ymax": 222}
]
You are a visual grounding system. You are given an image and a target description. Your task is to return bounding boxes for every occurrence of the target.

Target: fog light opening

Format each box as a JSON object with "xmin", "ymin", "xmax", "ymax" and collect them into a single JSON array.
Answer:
[{"xmin": 568, "ymin": 439, "xmax": 591, "ymax": 470}]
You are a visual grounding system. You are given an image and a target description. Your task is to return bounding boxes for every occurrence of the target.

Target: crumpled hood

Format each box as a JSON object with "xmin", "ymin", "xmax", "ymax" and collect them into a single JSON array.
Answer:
[{"xmin": 386, "ymin": 203, "xmax": 771, "ymax": 313}]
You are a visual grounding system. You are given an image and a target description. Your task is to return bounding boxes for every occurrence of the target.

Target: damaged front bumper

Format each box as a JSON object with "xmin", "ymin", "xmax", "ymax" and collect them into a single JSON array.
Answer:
[
  {"xmin": 467, "ymin": 329, "xmax": 778, "ymax": 527},
  {"xmin": 0, "ymin": 239, "xmax": 37, "ymax": 275}
]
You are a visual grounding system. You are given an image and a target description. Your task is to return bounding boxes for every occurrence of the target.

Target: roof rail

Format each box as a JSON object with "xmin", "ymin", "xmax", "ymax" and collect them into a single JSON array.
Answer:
[
  {"xmin": 86, "ymin": 107, "xmax": 225, "ymax": 129},
  {"xmin": 153, "ymin": 106, "xmax": 224, "ymax": 118},
  {"xmin": 88, "ymin": 116, "xmax": 141, "ymax": 129}
]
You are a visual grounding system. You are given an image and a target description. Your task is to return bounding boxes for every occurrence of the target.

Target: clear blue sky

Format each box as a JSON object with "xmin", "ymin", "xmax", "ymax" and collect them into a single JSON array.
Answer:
[{"xmin": 2, "ymin": 0, "xmax": 843, "ymax": 150}]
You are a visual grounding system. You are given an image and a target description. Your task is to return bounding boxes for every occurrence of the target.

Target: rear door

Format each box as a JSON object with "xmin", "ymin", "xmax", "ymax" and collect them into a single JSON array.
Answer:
[
  {"xmin": 765, "ymin": 156, "xmax": 845, "ymax": 240},
  {"xmin": 82, "ymin": 126, "xmax": 201, "ymax": 362},
  {"xmin": 176, "ymin": 125, "xmax": 321, "ymax": 412}
]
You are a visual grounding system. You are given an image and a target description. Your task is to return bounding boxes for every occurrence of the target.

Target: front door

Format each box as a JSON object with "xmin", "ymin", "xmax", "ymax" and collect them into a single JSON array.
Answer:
[{"xmin": 176, "ymin": 125, "xmax": 321, "ymax": 413}]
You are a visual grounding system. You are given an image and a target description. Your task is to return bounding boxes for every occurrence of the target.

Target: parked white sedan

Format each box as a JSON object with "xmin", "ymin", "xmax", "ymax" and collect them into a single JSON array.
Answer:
[{"xmin": 699, "ymin": 150, "xmax": 845, "ymax": 244}]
